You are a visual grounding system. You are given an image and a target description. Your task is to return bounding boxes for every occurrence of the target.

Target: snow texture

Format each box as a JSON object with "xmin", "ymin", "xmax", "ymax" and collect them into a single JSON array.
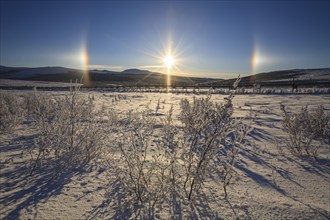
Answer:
[{"xmin": 0, "ymin": 91, "xmax": 329, "ymax": 219}]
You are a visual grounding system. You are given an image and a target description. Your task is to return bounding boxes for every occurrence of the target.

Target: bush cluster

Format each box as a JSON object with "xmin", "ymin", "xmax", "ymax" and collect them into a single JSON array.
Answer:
[
  {"xmin": 0, "ymin": 92, "xmax": 24, "ymax": 132},
  {"xmin": 109, "ymin": 77, "xmax": 254, "ymax": 217},
  {"xmin": 280, "ymin": 104, "xmax": 330, "ymax": 158},
  {"xmin": 2, "ymin": 78, "xmax": 329, "ymax": 217}
]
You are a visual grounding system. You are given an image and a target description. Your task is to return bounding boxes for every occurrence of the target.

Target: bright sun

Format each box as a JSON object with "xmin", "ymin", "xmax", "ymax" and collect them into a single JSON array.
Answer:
[{"xmin": 164, "ymin": 54, "xmax": 175, "ymax": 69}]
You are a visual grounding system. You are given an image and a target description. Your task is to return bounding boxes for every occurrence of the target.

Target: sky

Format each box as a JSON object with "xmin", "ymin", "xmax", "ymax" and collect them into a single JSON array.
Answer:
[{"xmin": 1, "ymin": 0, "xmax": 329, "ymax": 78}]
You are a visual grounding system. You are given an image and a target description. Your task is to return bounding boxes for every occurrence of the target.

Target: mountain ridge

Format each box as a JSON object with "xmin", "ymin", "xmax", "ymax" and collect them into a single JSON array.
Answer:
[
  {"xmin": 0, "ymin": 65, "xmax": 329, "ymax": 87},
  {"xmin": 0, "ymin": 65, "xmax": 219, "ymax": 86}
]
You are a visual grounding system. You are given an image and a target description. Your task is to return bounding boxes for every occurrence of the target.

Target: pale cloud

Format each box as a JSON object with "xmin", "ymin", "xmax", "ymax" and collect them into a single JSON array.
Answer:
[
  {"xmin": 172, "ymin": 71, "xmax": 244, "ymax": 79},
  {"xmin": 137, "ymin": 65, "xmax": 166, "ymax": 70},
  {"xmin": 89, "ymin": 64, "xmax": 124, "ymax": 70}
]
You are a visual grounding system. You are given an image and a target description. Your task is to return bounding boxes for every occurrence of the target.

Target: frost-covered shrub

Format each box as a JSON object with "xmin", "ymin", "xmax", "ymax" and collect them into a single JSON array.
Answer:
[
  {"xmin": 178, "ymin": 77, "xmax": 251, "ymax": 199},
  {"xmin": 108, "ymin": 77, "xmax": 253, "ymax": 217},
  {"xmin": 280, "ymin": 104, "xmax": 330, "ymax": 158},
  {"xmin": 24, "ymin": 87, "xmax": 48, "ymax": 123},
  {"xmin": 113, "ymin": 113, "xmax": 173, "ymax": 214},
  {"xmin": 0, "ymin": 92, "xmax": 24, "ymax": 133},
  {"xmin": 29, "ymin": 84, "xmax": 107, "ymax": 175}
]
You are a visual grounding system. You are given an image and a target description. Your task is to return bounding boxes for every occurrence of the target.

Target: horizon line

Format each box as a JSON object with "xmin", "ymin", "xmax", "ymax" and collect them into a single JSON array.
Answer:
[{"xmin": 1, "ymin": 64, "xmax": 329, "ymax": 80}]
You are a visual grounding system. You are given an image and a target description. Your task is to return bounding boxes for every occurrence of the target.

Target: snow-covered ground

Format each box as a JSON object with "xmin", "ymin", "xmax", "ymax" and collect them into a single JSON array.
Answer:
[
  {"xmin": 0, "ymin": 91, "xmax": 329, "ymax": 219},
  {"xmin": 292, "ymin": 69, "xmax": 330, "ymax": 81}
]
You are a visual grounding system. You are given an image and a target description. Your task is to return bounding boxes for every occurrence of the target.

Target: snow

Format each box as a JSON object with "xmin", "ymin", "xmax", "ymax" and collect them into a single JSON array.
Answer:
[
  {"xmin": 268, "ymin": 69, "xmax": 330, "ymax": 82},
  {"xmin": 298, "ymin": 69, "xmax": 330, "ymax": 80},
  {"xmin": 0, "ymin": 91, "xmax": 329, "ymax": 219}
]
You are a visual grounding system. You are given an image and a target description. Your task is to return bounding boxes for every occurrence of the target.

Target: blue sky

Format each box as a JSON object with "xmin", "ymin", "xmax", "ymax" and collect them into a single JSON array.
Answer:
[{"xmin": 1, "ymin": 0, "xmax": 329, "ymax": 78}]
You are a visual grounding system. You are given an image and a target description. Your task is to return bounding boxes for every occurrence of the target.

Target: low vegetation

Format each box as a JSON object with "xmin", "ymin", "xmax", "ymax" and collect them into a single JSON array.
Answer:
[
  {"xmin": 280, "ymin": 104, "xmax": 330, "ymax": 158},
  {"xmin": 0, "ymin": 78, "xmax": 329, "ymax": 218},
  {"xmin": 27, "ymin": 85, "xmax": 108, "ymax": 176},
  {"xmin": 0, "ymin": 92, "xmax": 24, "ymax": 133}
]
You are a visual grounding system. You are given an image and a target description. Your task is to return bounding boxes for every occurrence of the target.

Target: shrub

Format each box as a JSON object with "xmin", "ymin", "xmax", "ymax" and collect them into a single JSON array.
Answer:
[
  {"xmin": 112, "ymin": 112, "xmax": 174, "ymax": 217},
  {"xmin": 0, "ymin": 92, "xmax": 24, "ymax": 133},
  {"xmin": 112, "ymin": 77, "xmax": 253, "ymax": 213},
  {"xmin": 280, "ymin": 104, "xmax": 330, "ymax": 158},
  {"xmin": 29, "ymin": 84, "xmax": 107, "ymax": 175},
  {"xmin": 91, "ymin": 76, "xmax": 259, "ymax": 220},
  {"xmin": 178, "ymin": 77, "xmax": 251, "ymax": 200},
  {"xmin": 24, "ymin": 87, "xmax": 48, "ymax": 123}
]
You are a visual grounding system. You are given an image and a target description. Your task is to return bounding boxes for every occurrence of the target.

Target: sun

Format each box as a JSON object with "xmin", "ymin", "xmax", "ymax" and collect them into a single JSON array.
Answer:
[{"xmin": 163, "ymin": 54, "xmax": 175, "ymax": 69}]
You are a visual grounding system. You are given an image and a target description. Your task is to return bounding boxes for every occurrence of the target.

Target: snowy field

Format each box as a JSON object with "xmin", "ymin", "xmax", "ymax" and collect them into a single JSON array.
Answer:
[{"xmin": 0, "ymin": 89, "xmax": 329, "ymax": 219}]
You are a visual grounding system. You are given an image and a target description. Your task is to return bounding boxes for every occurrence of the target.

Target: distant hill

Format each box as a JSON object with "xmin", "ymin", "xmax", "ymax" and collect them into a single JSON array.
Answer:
[
  {"xmin": 0, "ymin": 66, "xmax": 29, "ymax": 74},
  {"xmin": 0, "ymin": 65, "xmax": 219, "ymax": 87},
  {"xmin": 198, "ymin": 68, "xmax": 330, "ymax": 87},
  {"xmin": 0, "ymin": 66, "xmax": 83, "ymax": 79},
  {"xmin": 121, "ymin": 69, "xmax": 155, "ymax": 75},
  {"xmin": 90, "ymin": 69, "xmax": 119, "ymax": 74},
  {"xmin": 1, "ymin": 65, "xmax": 328, "ymax": 88}
]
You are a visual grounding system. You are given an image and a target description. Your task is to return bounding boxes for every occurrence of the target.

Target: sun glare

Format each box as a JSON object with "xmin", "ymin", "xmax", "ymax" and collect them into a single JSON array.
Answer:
[
  {"xmin": 81, "ymin": 46, "xmax": 89, "ymax": 82},
  {"xmin": 164, "ymin": 54, "xmax": 175, "ymax": 69}
]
